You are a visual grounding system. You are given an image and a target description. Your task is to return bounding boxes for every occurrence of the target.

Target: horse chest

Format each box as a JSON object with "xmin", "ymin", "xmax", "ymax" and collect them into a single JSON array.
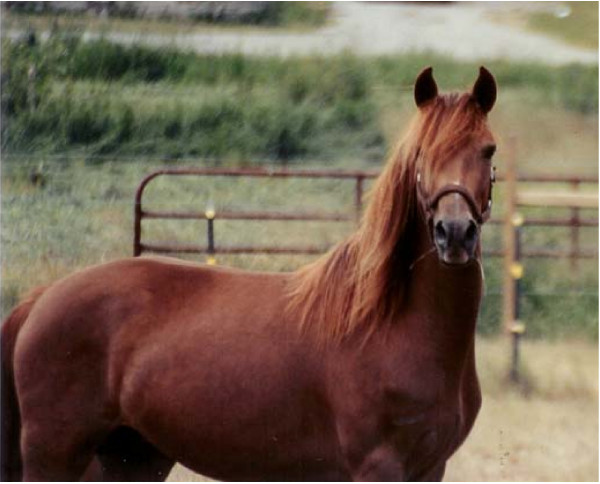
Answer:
[
  {"xmin": 377, "ymin": 356, "xmax": 478, "ymax": 476},
  {"xmin": 387, "ymin": 402, "xmax": 466, "ymax": 478}
]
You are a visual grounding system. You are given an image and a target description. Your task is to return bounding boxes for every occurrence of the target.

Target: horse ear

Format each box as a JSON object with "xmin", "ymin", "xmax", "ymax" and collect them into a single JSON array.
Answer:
[
  {"xmin": 472, "ymin": 66, "xmax": 497, "ymax": 114},
  {"xmin": 414, "ymin": 67, "xmax": 438, "ymax": 108}
]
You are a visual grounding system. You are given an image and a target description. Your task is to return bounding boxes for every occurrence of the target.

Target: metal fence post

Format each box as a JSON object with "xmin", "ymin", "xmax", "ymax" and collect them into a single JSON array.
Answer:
[
  {"xmin": 504, "ymin": 136, "xmax": 527, "ymax": 383},
  {"xmin": 355, "ymin": 175, "xmax": 364, "ymax": 225},
  {"xmin": 133, "ymin": 201, "xmax": 142, "ymax": 257},
  {"xmin": 570, "ymin": 180, "xmax": 580, "ymax": 273},
  {"xmin": 509, "ymin": 213, "xmax": 526, "ymax": 383},
  {"xmin": 206, "ymin": 205, "xmax": 216, "ymax": 265},
  {"xmin": 503, "ymin": 137, "xmax": 518, "ymax": 332}
]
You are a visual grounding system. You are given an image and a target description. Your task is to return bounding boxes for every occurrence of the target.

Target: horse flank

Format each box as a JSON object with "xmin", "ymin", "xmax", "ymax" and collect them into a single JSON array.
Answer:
[{"xmin": 287, "ymin": 92, "xmax": 489, "ymax": 344}]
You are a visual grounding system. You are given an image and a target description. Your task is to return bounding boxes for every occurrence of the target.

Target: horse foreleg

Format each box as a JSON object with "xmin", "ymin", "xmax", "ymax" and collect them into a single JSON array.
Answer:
[
  {"xmin": 415, "ymin": 462, "xmax": 446, "ymax": 482},
  {"xmin": 347, "ymin": 443, "xmax": 407, "ymax": 482},
  {"xmin": 347, "ymin": 445, "xmax": 446, "ymax": 482},
  {"xmin": 20, "ymin": 423, "xmax": 98, "ymax": 481},
  {"xmin": 86, "ymin": 426, "xmax": 175, "ymax": 482}
]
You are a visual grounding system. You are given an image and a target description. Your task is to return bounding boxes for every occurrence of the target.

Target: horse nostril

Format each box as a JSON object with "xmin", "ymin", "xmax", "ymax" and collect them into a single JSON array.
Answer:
[
  {"xmin": 465, "ymin": 220, "xmax": 478, "ymax": 244},
  {"xmin": 434, "ymin": 221, "xmax": 447, "ymax": 246}
]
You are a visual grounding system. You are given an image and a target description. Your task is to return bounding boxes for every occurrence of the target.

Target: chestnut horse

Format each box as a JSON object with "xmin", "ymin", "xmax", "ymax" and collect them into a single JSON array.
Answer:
[{"xmin": 1, "ymin": 67, "xmax": 497, "ymax": 481}]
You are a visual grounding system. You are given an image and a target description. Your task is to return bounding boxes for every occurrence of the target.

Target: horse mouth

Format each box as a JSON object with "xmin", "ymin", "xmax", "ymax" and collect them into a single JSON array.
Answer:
[
  {"xmin": 434, "ymin": 243, "xmax": 475, "ymax": 267},
  {"xmin": 435, "ymin": 245, "xmax": 475, "ymax": 266}
]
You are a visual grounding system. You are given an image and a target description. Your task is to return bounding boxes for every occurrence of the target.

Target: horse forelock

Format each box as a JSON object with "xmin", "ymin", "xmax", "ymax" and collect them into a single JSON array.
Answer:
[
  {"xmin": 287, "ymin": 92, "xmax": 488, "ymax": 346},
  {"xmin": 413, "ymin": 93, "xmax": 488, "ymax": 183}
]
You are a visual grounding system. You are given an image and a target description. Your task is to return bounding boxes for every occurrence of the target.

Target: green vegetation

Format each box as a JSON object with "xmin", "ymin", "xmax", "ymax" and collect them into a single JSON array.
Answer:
[
  {"xmin": 2, "ymin": 32, "xmax": 598, "ymax": 165},
  {"xmin": 527, "ymin": 1, "xmax": 598, "ymax": 50},
  {"xmin": 2, "ymin": 34, "xmax": 384, "ymax": 163}
]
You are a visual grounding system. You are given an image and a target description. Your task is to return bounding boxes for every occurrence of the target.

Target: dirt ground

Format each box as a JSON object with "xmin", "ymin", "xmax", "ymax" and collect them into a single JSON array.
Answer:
[
  {"xmin": 118, "ymin": 2, "xmax": 598, "ymax": 63},
  {"xmin": 6, "ymin": 2, "xmax": 597, "ymax": 64}
]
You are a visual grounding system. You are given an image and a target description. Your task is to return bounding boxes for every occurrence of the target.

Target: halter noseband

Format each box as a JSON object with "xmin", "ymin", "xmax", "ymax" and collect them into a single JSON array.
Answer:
[{"xmin": 416, "ymin": 165, "xmax": 495, "ymax": 227}]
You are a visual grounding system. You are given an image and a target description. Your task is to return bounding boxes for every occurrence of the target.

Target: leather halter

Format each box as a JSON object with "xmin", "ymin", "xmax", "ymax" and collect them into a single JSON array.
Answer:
[
  {"xmin": 416, "ymin": 165, "xmax": 495, "ymax": 228},
  {"xmin": 409, "ymin": 163, "xmax": 496, "ymax": 271},
  {"xmin": 408, "ymin": 167, "xmax": 495, "ymax": 271}
]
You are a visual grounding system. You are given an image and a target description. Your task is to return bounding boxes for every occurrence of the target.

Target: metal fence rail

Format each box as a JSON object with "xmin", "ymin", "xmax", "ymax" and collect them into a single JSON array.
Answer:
[{"xmin": 133, "ymin": 167, "xmax": 598, "ymax": 260}]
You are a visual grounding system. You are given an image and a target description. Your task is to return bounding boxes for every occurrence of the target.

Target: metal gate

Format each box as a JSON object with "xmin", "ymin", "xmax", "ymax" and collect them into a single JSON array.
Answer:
[
  {"xmin": 133, "ymin": 167, "xmax": 373, "ymax": 259},
  {"xmin": 133, "ymin": 166, "xmax": 597, "ymax": 261}
]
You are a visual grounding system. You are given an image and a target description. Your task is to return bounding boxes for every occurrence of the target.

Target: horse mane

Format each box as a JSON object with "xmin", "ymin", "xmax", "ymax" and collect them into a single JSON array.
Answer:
[{"xmin": 287, "ymin": 92, "xmax": 488, "ymax": 345}]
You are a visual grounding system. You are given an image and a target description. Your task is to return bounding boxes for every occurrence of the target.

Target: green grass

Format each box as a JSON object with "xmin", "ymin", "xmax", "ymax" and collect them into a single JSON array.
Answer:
[{"xmin": 527, "ymin": 2, "xmax": 598, "ymax": 50}]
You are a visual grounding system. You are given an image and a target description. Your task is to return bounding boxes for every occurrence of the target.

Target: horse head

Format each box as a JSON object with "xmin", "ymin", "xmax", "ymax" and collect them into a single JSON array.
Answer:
[{"xmin": 413, "ymin": 66, "xmax": 497, "ymax": 265}]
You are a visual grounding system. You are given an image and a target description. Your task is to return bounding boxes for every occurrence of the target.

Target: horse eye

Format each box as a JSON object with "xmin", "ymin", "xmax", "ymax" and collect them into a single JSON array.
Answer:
[{"xmin": 482, "ymin": 145, "xmax": 496, "ymax": 160}]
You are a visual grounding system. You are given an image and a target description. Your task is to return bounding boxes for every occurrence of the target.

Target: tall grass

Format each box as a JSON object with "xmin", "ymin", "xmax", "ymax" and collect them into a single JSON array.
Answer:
[
  {"xmin": 2, "ymin": 33, "xmax": 598, "ymax": 163},
  {"xmin": 2, "ymin": 35, "xmax": 384, "ymax": 163}
]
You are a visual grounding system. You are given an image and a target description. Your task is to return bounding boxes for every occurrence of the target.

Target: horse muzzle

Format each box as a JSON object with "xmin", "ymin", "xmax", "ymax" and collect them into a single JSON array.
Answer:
[
  {"xmin": 433, "ymin": 216, "xmax": 479, "ymax": 265},
  {"xmin": 417, "ymin": 172, "xmax": 493, "ymax": 267}
]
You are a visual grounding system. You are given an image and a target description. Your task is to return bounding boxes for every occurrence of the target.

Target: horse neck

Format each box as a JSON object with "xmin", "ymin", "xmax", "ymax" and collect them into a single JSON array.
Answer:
[{"xmin": 402, "ymin": 212, "xmax": 482, "ymax": 366}]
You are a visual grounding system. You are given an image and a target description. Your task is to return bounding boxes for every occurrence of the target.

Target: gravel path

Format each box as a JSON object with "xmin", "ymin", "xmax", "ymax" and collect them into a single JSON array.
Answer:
[{"xmin": 87, "ymin": 2, "xmax": 597, "ymax": 65}]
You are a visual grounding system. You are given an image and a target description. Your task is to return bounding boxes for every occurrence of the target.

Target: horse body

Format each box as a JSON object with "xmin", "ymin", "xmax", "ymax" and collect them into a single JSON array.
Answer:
[
  {"xmin": 11, "ymin": 253, "xmax": 480, "ymax": 481},
  {"xmin": 2, "ymin": 66, "xmax": 497, "ymax": 481}
]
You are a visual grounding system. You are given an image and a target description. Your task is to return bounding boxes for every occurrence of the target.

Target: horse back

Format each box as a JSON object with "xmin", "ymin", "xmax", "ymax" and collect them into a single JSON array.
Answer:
[{"xmin": 13, "ymin": 256, "xmax": 299, "ymax": 392}]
